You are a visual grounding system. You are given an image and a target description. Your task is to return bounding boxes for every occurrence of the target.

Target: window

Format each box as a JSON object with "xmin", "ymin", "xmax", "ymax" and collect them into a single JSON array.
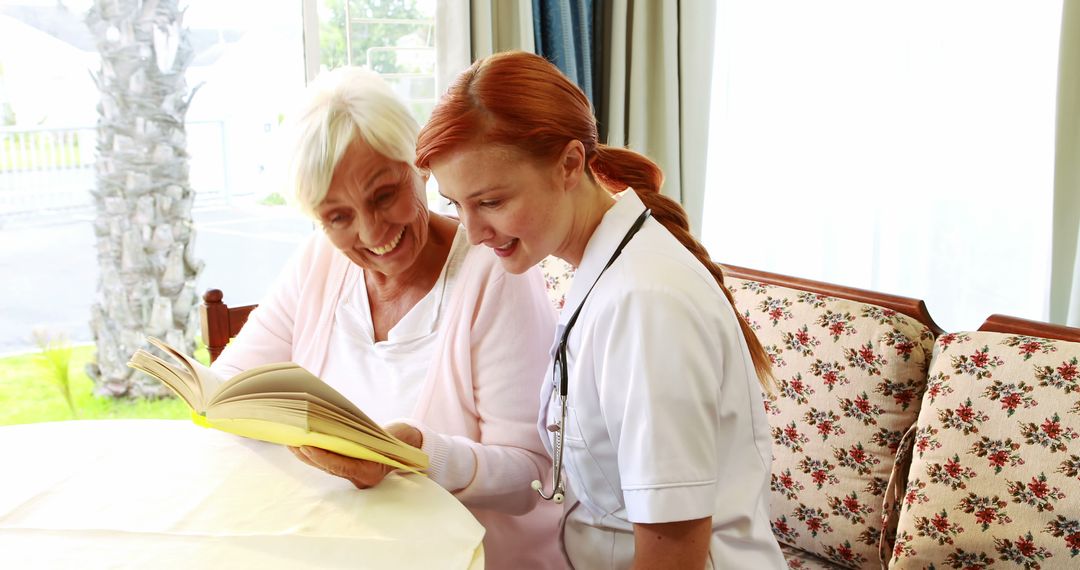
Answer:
[
  {"xmin": 317, "ymin": 0, "xmax": 437, "ymax": 122},
  {"xmin": 0, "ymin": 0, "xmax": 313, "ymax": 352},
  {"xmin": 0, "ymin": 0, "xmax": 445, "ymax": 355},
  {"xmin": 179, "ymin": 0, "xmax": 312, "ymax": 310},
  {"xmin": 703, "ymin": 0, "xmax": 1063, "ymax": 331},
  {"xmin": 315, "ymin": 0, "xmax": 442, "ymax": 207}
]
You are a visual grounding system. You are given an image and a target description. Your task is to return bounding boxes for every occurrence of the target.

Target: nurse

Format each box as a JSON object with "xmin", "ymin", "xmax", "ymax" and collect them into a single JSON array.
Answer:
[{"xmin": 417, "ymin": 51, "xmax": 786, "ymax": 568}]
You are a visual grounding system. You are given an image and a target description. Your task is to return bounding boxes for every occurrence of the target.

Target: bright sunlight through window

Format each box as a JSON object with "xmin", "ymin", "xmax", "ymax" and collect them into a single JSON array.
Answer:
[{"xmin": 703, "ymin": 0, "xmax": 1062, "ymax": 331}]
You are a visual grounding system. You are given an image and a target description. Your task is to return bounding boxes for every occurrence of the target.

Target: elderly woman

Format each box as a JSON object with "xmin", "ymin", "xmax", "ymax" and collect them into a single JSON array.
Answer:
[{"xmin": 210, "ymin": 67, "xmax": 561, "ymax": 569}]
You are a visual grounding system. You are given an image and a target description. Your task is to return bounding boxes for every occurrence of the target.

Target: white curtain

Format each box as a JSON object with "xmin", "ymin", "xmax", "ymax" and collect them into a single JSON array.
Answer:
[
  {"xmin": 1053, "ymin": 1, "xmax": 1080, "ymax": 326},
  {"xmin": 431, "ymin": 0, "xmax": 534, "ymax": 213},
  {"xmin": 703, "ymin": 0, "xmax": 1063, "ymax": 332},
  {"xmin": 596, "ymin": 0, "xmax": 716, "ymax": 234},
  {"xmin": 434, "ymin": 0, "xmax": 534, "ymax": 97}
]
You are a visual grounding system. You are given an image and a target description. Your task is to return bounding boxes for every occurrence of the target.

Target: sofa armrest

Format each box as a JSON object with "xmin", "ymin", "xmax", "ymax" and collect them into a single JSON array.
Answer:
[{"xmin": 978, "ymin": 313, "xmax": 1080, "ymax": 342}]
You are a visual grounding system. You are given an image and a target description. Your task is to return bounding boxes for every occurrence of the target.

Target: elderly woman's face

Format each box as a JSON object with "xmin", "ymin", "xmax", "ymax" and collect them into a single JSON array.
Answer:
[{"xmin": 316, "ymin": 138, "xmax": 429, "ymax": 277}]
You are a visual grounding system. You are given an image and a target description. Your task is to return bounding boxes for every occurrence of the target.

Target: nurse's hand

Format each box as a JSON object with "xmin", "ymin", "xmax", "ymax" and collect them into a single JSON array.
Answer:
[{"xmin": 289, "ymin": 423, "xmax": 423, "ymax": 489}]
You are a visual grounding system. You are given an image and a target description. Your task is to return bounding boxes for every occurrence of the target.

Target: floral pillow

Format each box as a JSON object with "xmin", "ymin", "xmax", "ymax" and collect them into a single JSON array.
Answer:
[
  {"xmin": 538, "ymin": 255, "xmax": 574, "ymax": 312},
  {"xmin": 887, "ymin": 331, "xmax": 1080, "ymax": 569},
  {"xmin": 728, "ymin": 278, "xmax": 935, "ymax": 569},
  {"xmin": 781, "ymin": 542, "xmax": 849, "ymax": 569}
]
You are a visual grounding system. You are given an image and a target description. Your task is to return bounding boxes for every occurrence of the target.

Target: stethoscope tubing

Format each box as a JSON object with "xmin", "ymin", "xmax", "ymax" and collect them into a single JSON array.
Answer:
[{"xmin": 532, "ymin": 207, "xmax": 652, "ymax": 503}]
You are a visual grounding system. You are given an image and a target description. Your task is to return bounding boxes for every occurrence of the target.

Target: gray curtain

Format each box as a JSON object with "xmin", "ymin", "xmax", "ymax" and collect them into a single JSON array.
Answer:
[
  {"xmin": 438, "ymin": 1, "xmax": 715, "ymax": 235},
  {"xmin": 1052, "ymin": 0, "xmax": 1080, "ymax": 326},
  {"xmin": 594, "ymin": 0, "xmax": 715, "ymax": 236}
]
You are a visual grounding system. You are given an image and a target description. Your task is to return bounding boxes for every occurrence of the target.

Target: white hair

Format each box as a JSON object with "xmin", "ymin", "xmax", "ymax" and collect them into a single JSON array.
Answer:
[{"xmin": 289, "ymin": 67, "xmax": 420, "ymax": 218}]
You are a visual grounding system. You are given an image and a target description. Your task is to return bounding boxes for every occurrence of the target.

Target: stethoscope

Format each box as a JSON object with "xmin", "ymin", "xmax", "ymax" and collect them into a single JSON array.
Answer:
[{"xmin": 532, "ymin": 207, "xmax": 652, "ymax": 503}]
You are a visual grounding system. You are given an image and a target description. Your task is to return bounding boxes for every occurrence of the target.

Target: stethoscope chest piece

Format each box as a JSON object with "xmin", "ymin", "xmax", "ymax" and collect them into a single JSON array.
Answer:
[{"xmin": 531, "ymin": 479, "xmax": 564, "ymax": 503}]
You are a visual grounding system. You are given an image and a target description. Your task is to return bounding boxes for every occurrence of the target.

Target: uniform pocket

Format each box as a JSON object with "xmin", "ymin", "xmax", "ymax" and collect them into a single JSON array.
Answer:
[
  {"xmin": 562, "ymin": 405, "xmax": 623, "ymax": 519},
  {"xmin": 563, "ymin": 506, "xmax": 633, "ymax": 570}
]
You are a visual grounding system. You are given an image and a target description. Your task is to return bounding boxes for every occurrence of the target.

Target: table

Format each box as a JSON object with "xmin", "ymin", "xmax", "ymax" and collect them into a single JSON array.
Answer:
[{"xmin": 0, "ymin": 419, "xmax": 485, "ymax": 569}]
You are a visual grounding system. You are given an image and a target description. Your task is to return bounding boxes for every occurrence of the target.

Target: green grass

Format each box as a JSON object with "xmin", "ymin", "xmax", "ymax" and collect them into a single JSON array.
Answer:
[
  {"xmin": 0, "ymin": 344, "xmax": 209, "ymax": 425},
  {"xmin": 0, "ymin": 132, "xmax": 85, "ymax": 172},
  {"xmin": 258, "ymin": 191, "xmax": 288, "ymax": 206}
]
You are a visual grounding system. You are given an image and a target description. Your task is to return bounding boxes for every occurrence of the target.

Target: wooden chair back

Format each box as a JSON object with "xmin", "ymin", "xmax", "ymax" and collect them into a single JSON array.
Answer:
[
  {"xmin": 200, "ymin": 289, "xmax": 258, "ymax": 363},
  {"xmin": 720, "ymin": 263, "xmax": 945, "ymax": 336}
]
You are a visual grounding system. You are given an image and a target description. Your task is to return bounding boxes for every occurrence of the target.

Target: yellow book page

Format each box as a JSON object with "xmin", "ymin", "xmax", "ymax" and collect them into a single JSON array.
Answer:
[
  {"xmin": 213, "ymin": 391, "xmax": 394, "ymax": 443},
  {"xmin": 215, "ymin": 396, "xmax": 391, "ymax": 442},
  {"xmin": 205, "ymin": 399, "xmax": 427, "ymax": 470},
  {"xmin": 210, "ymin": 364, "xmax": 369, "ymax": 422},
  {"xmin": 147, "ymin": 337, "xmax": 224, "ymax": 402},
  {"xmin": 200, "ymin": 416, "xmax": 423, "ymax": 473},
  {"xmin": 128, "ymin": 351, "xmax": 200, "ymax": 410},
  {"xmin": 303, "ymin": 409, "xmax": 426, "ymax": 467}
]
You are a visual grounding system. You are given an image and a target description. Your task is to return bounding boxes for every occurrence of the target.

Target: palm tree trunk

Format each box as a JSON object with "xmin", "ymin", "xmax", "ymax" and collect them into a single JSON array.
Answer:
[{"xmin": 86, "ymin": 0, "xmax": 203, "ymax": 398}]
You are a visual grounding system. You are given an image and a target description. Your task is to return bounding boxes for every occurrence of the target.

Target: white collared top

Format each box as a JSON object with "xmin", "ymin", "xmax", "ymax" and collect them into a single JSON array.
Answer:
[
  {"xmin": 324, "ymin": 227, "xmax": 468, "ymax": 424},
  {"xmin": 539, "ymin": 190, "xmax": 785, "ymax": 569}
]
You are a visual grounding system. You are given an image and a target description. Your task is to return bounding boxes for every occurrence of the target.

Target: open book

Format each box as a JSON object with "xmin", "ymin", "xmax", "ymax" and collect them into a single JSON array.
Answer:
[{"xmin": 128, "ymin": 337, "xmax": 428, "ymax": 472}]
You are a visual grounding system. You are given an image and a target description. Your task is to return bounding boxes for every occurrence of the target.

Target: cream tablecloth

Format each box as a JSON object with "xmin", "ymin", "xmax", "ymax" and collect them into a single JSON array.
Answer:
[{"xmin": 0, "ymin": 419, "xmax": 484, "ymax": 569}]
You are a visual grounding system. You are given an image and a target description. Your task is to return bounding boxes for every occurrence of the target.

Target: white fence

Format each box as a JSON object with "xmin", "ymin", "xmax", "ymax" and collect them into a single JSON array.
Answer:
[{"xmin": 0, "ymin": 121, "xmax": 229, "ymax": 221}]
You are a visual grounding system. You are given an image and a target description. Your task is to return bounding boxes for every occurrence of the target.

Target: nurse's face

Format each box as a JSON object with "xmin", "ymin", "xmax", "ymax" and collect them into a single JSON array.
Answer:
[{"xmin": 432, "ymin": 144, "xmax": 569, "ymax": 274}]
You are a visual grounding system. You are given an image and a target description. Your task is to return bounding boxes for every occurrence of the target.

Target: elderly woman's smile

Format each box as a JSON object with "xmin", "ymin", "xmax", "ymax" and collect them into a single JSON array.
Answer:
[
  {"xmin": 367, "ymin": 227, "xmax": 406, "ymax": 256},
  {"xmin": 315, "ymin": 136, "xmax": 436, "ymax": 279}
]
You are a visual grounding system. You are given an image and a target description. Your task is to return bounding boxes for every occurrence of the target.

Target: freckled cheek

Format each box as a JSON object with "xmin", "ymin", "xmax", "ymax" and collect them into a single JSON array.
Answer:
[{"xmin": 510, "ymin": 210, "xmax": 542, "ymax": 239}]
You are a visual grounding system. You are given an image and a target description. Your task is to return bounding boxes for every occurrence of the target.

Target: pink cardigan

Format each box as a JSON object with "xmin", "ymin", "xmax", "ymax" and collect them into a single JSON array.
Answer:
[{"xmin": 212, "ymin": 232, "xmax": 563, "ymax": 569}]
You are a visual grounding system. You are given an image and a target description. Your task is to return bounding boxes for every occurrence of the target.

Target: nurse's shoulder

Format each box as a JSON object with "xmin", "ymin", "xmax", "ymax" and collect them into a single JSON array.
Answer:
[{"xmin": 611, "ymin": 220, "xmax": 724, "ymax": 301}]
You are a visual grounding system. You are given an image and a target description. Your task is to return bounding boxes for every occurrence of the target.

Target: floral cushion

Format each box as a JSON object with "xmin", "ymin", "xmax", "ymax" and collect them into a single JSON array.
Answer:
[
  {"xmin": 727, "ymin": 277, "xmax": 936, "ymax": 569},
  {"xmin": 888, "ymin": 331, "xmax": 1080, "ymax": 569},
  {"xmin": 538, "ymin": 255, "xmax": 574, "ymax": 312},
  {"xmin": 782, "ymin": 542, "xmax": 850, "ymax": 569}
]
